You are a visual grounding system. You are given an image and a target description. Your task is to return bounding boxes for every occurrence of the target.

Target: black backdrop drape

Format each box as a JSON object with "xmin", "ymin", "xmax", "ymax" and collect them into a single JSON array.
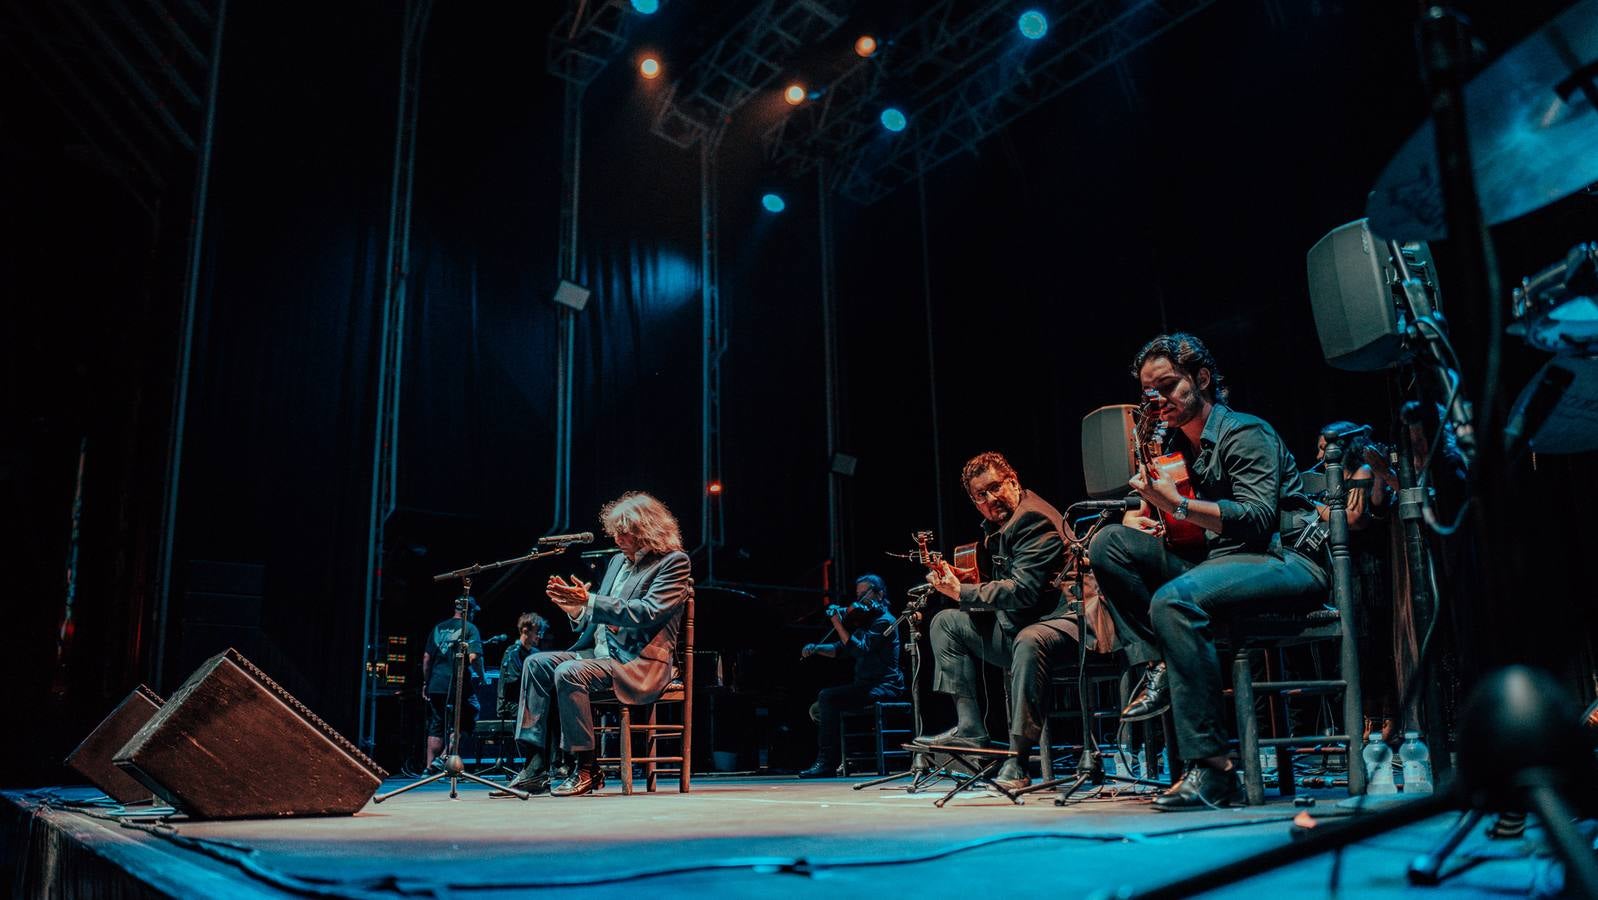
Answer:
[{"xmin": 7, "ymin": 0, "xmax": 1594, "ymax": 783}]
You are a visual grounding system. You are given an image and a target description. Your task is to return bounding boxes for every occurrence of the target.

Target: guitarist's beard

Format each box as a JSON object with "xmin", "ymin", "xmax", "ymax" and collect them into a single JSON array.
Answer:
[{"xmin": 983, "ymin": 498, "xmax": 1015, "ymax": 523}]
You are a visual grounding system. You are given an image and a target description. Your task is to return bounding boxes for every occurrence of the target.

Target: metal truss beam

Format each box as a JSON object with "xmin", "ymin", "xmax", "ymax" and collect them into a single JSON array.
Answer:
[
  {"xmin": 767, "ymin": 0, "xmax": 1218, "ymax": 205},
  {"xmin": 548, "ymin": 0, "xmax": 636, "ymax": 87},
  {"xmin": 652, "ymin": 0, "xmax": 854, "ymax": 149},
  {"xmin": 841, "ymin": 0, "xmax": 1220, "ymax": 204}
]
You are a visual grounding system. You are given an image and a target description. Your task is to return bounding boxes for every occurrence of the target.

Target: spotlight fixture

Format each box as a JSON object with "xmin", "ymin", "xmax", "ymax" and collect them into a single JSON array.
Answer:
[
  {"xmin": 630, "ymin": 0, "xmax": 659, "ymax": 13},
  {"xmin": 639, "ymin": 56, "xmax": 661, "ymax": 79},
  {"xmin": 707, "ymin": 481, "xmax": 723, "ymax": 495},
  {"xmin": 854, "ymin": 35, "xmax": 878, "ymax": 57},
  {"xmin": 783, "ymin": 83, "xmax": 806, "ymax": 105},
  {"xmin": 761, "ymin": 193, "xmax": 786, "ymax": 213},
  {"xmin": 879, "ymin": 107, "xmax": 906, "ymax": 132},
  {"xmin": 1017, "ymin": 10, "xmax": 1048, "ymax": 40}
]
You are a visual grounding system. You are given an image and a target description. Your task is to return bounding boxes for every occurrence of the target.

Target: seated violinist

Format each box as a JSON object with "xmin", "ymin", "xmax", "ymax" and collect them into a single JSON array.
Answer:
[{"xmin": 797, "ymin": 574, "xmax": 905, "ymax": 778}]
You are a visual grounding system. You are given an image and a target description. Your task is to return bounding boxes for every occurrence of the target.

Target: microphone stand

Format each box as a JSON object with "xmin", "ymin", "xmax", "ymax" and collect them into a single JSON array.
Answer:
[
  {"xmin": 852, "ymin": 585, "xmax": 950, "ymax": 792},
  {"xmin": 374, "ymin": 542, "xmax": 581, "ymax": 803},
  {"xmin": 1014, "ymin": 506, "xmax": 1169, "ymax": 801}
]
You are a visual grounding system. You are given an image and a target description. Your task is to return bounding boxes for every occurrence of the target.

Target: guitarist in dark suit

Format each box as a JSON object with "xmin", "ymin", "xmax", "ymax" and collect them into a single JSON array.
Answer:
[
  {"xmin": 918, "ymin": 451, "xmax": 1075, "ymax": 791},
  {"xmin": 509, "ymin": 492, "xmax": 692, "ymax": 797},
  {"xmin": 1088, "ymin": 333, "xmax": 1326, "ymax": 810}
]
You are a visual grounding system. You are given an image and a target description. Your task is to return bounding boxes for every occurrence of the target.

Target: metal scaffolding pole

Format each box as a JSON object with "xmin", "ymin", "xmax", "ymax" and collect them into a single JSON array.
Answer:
[
  {"xmin": 358, "ymin": 0, "xmax": 432, "ymax": 751},
  {"xmin": 152, "ymin": 0, "xmax": 226, "ymax": 692},
  {"xmin": 552, "ymin": 77, "xmax": 585, "ymax": 534},
  {"xmin": 698, "ymin": 136, "xmax": 726, "ymax": 581},
  {"xmin": 817, "ymin": 162, "xmax": 846, "ymax": 591}
]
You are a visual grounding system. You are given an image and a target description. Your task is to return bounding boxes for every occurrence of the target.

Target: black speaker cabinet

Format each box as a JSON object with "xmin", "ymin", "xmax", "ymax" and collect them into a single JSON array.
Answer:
[
  {"xmin": 1081, "ymin": 404, "xmax": 1138, "ymax": 499},
  {"xmin": 64, "ymin": 685, "xmax": 164, "ymax": 804},
  {"xmin": 1307, "ymin": 218, "xmax": 1436, "ymax": 372},
  {"xmin": 112, "ymin": 649, "xmax": 387, "ymax": 819}
]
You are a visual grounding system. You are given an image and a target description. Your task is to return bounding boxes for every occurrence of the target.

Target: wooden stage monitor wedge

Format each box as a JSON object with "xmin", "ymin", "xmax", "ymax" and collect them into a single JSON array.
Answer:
[
  {"xmin": 64, "ymin": 685, "xmax": 165, "ymax": 804},
  {"xmin": 112, "ymin": 648, "xmax": 387, "ymax": 819}
]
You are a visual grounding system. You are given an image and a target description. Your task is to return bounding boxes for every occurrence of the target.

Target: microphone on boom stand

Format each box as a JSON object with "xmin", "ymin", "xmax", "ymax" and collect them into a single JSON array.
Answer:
[{"xmin": 538, "ymin": 532, "xmax": 594, "ymax": 546}]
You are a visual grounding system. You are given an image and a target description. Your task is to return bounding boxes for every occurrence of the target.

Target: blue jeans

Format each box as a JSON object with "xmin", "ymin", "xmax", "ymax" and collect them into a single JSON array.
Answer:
[{"xmin": 1089, "ymin": 525, "xmax": 1328, "ymax": 759}]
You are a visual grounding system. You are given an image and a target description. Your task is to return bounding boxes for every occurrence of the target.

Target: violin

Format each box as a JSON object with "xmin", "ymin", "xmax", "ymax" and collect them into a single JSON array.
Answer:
[{"xmin": 826, "ymin": 600, "xmax": 880, "ymax": 630}]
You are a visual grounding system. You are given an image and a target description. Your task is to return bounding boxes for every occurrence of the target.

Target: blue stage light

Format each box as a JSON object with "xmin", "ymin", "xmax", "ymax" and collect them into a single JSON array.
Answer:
[
  {"xmin": 880, "ymin": 108, "xmax": 907, "ymax": 132},
  {"xmin": 1018, "ymin": 10, "xmax": 1048, "ymax": 39},
  {"xmin": 761, "ymin": 193, "xmax": 786, "ymax": 213},
  {"xmin": 631, "ymin": 0, "xmax": 659, "ymax": 14}
]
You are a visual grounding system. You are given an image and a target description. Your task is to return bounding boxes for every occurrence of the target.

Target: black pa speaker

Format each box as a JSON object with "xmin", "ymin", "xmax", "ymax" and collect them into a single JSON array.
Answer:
[
  {"xmin": 1081, "ymin": 404, "xmax": 1138, "ymax": 499},
  {"xmin": 1306, "ymin": 218, "xmax": 1437, "ymax": 371}
]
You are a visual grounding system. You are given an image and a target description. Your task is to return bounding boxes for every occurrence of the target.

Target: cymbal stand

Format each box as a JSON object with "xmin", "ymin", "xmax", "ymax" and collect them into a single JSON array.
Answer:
[{"xmin": 374, "ymin": 543, "xmax": 576, "ymax": 803}]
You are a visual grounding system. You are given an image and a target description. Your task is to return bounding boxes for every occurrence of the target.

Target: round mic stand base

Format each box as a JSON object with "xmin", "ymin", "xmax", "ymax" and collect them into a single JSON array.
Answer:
[{"xmin": 370, "ymin": 549, "xmax": 570, "ymax": 805}]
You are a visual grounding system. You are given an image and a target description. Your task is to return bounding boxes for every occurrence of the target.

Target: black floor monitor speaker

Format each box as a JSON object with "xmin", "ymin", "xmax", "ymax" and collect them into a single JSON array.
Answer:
[
  {"xmin": 1307, "ymin": 218, "xmax": 1436, "ymax": 371},
  {"xmin": 1081, "ymin": 404, "xmax": 1138, "ymax": 499}
]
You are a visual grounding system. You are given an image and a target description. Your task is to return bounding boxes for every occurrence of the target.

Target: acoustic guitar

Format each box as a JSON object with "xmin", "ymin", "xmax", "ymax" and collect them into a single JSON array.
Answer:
[{"xmin": 1135, "ymin": 392, "xmax": 1206, "ymax": 550}]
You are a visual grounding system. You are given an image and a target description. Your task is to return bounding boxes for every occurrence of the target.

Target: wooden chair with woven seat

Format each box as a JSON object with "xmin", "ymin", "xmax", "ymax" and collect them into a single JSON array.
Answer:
[
  {"xmin": 1226, "ymin": 600, "xmax": 1363, "ymax": 805},
  {"xmin": 593, "ymin": 586, "xmax": 695, "ymax": 794}
]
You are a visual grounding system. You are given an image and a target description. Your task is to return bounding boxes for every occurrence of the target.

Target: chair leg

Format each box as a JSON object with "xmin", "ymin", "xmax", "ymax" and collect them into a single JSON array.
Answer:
[
  {"xmin": 1039, "ymin": 716, "xmax": 1052, "ymax": 778},
  {"xmin": 646, "ymin": 704, "xmax": 659, "ymax": 793},
  {"xmin": 620, "ymin": 705, "xmax": 634, "ymax": 795},
  {"xmin": 680, "ymin": 699, "xmax": 692, "ymax": 794},
  {"xmin": 874, "ymin": 703, "xmax": 888, "ymax": 776},
  {"xmin": 1233, "ymin": 650, "xmax": 1263, "ymax": 806}
]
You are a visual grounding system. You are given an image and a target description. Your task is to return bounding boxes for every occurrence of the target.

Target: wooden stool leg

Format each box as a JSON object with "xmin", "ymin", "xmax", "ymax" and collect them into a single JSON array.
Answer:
[
  {"xmin": 620, "ymin": 705, "xmax": 634, "ymax": 795},
  {"xmin": 646, "ymin": 705, "xmax": 659, "ymax": 793}
]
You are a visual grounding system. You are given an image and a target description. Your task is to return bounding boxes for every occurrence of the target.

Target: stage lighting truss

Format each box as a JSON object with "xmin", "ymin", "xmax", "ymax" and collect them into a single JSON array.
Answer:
[
  {"xmin": 650, "ymin": 0, "xmax": 853, "ymax": 150},
  {"xmin": 764, "ymin": 0, "xmax": 1219, "ymax": 206},
  {"xmin": 548, "ymin": 0, "xmax": 639, "ymax": 87},
  {"xmin": 0, "ymin": 0, "xmax": 226, "ymax": 215}
]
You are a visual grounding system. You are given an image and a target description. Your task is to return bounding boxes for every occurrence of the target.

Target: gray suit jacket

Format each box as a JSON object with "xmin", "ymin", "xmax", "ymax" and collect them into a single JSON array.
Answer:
[{"xmin": 570, "ymin": 549, "xmax": 691, "ymax": 705}]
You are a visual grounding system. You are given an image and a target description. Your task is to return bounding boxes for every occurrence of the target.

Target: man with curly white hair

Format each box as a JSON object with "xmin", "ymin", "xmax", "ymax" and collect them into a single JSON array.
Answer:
[{"xmin": 509, "ymin": 491, "xmax": 692, "ymax": 797}]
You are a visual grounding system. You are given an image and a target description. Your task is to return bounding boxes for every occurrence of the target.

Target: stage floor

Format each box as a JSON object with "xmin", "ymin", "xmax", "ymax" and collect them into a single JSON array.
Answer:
[{"xmin": 4, "ymin": 775, "xmax": 1556, "ymax": 898}]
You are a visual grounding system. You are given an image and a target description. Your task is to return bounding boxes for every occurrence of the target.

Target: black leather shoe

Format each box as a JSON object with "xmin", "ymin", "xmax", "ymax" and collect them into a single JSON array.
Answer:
[
  {"xmin": 504, "ymin": 771, "xmax": 550, "ymax": 794},
  {"xmin": 797, "ymin": 759, "xmax": 839, "ymax": 778},
  {"xmin": 550, "ymin": 767, "xmax": 604, "ymax": 797},
  {"xmin": 913, "ymin": 726, "xmax": 985, "ymax": 749},
  {"xmin": 993, "ymin": 758, "xmax": 1030, "ymax": 791},
  {"xmin": 1152, "ymin": 764, "xmax": 1242, "ymax": 811},
  {"xmin": 1122, "ymin": 662, "xmax": 1170, "ymax": 722}
]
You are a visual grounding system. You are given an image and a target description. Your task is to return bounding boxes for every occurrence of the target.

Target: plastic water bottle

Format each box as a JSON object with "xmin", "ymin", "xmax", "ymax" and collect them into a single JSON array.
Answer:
[
  {"xmin": 1400, "ymin": 731, "xmax": 1434, "ymax": 794},
  {"xmin": 1363, "ymin": 734, "xmax": 1397, "ymax": 794}
]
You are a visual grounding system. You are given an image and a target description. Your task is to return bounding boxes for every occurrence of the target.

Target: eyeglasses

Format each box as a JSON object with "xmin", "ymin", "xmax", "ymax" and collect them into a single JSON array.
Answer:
[{"xmin": 969, "ymin": 479, "xmax": 1013, "ymax": 503}]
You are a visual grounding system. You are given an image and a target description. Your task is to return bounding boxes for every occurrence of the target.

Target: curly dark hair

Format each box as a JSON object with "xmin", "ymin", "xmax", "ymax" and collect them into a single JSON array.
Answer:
[
  {"xmin": 1132, "ymin": 332, "xmax": 1229, "ymax": 405},
  {"xmin": 960, "ymin": 451, "xmax": 1019, "ymax": 496}
]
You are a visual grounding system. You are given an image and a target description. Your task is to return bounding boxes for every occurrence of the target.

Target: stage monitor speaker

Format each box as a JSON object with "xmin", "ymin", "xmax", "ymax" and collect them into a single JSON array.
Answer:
[
  {"xmin": 1307, "ymin": 218, "xmax": 1436, "ymax": 371},
  {"xmin": 113, "ymin": 648, "xmax": 387, "ymax": 819},
  {"xmin": 64, "ymin": 685, "xmax": 164, "ymax": 804},
  {"xmin": 1081, "ymin": 404, "xmax": 1138, "ymax": 499}
]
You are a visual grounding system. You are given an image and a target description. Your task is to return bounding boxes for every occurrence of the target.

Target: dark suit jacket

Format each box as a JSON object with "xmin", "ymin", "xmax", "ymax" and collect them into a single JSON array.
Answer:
[
  {"xmin": 956, "ymin": 489, "xmax": 1070, "ymax": 642},
  {"xmin": 570, "ymin": 548, "xmax": 691, "ymax": 705}
]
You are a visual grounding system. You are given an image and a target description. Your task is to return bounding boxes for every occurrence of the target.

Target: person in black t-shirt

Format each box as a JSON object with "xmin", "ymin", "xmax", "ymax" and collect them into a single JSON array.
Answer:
[{"xmin": 421, "ymin": 597, "xmax": 485, "ymax": 771}]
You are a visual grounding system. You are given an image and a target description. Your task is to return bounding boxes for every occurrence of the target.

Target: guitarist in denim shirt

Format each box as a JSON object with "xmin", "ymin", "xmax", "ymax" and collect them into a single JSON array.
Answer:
[{"xmin": 1088, "ymin": 333, "xmax": 1326, "ymax": 810}]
